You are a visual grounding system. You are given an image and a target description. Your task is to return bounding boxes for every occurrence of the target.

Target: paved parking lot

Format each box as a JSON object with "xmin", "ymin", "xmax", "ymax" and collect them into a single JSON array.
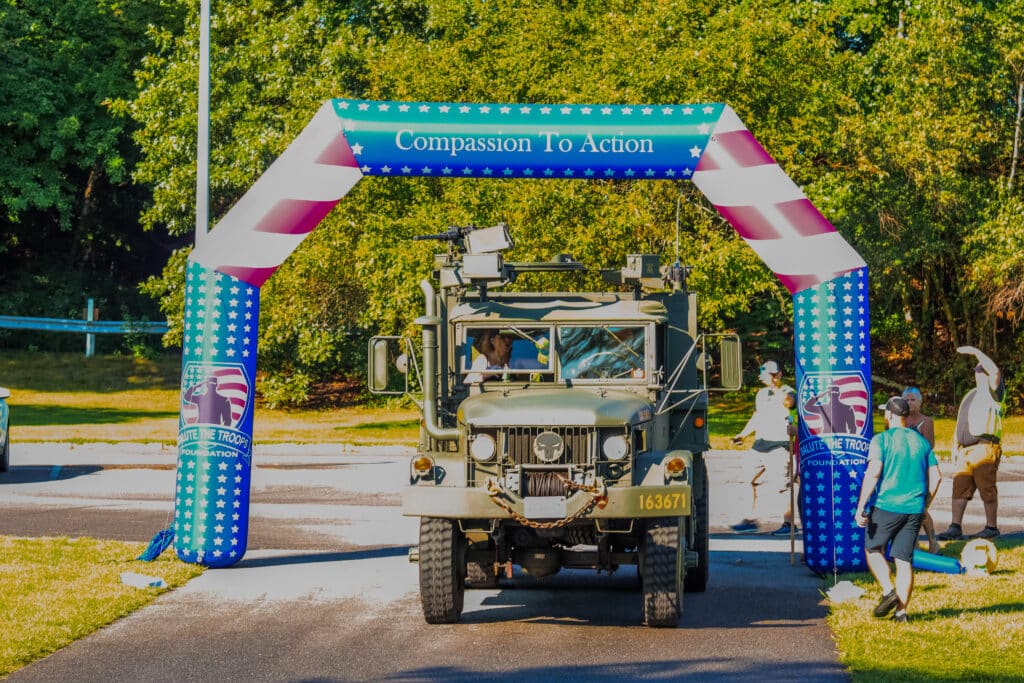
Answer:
[{"xmin": 2, "ymin": 443, "xmax": 1021, "ymax": 682}]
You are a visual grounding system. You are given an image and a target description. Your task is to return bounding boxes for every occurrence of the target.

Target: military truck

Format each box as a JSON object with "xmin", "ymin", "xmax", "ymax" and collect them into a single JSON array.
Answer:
[{"xmin": 368, "ymin": 223, "xmax": 741, "ymax": 627}]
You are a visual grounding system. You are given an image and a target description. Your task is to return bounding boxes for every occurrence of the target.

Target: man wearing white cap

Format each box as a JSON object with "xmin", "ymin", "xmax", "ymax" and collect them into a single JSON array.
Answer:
[
  {"xmin": 730, "ymin": 360, "xmax": 797, "ymax": 535},
  {"xmin": 937, "ymin": 346, "xmax": 1004, "ymax": 541}
]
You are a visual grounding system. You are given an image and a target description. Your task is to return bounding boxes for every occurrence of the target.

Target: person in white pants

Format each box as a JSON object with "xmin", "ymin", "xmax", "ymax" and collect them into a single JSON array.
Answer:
[{"xmin": 730, "ymin": 360, "xmax": 797, "ymax": 535}]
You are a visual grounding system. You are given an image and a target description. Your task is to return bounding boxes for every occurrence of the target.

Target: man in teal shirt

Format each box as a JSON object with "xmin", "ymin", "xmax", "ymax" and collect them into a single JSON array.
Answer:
[{"xmin": 855, "ymin": 396, "xmax": 942, "ymax": 623}]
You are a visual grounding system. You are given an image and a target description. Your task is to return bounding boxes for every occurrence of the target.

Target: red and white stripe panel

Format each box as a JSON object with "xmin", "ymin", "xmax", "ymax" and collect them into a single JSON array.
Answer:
[
  {"xmin": 190, "ymin": 102, "xmax": 363, "ymax": 287},
  {"xmin": 692, "ymin": 106, "xmax": 865, "ymax": 293}
]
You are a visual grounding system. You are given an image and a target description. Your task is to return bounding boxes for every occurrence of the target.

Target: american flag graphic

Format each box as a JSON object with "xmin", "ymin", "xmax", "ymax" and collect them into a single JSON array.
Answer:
[
  {"xmin": 793, "ymin": 268, "xmax": 873, "ymax": 574},
  {"xmin": 799, "ymin": 373, "xmax": 869, "ymax": 437},
  {"xmin": 174, "ymin": 260, "xmax": 260, "ymax": 568},
  {"xmin": 180, "ymin": 364, "xmax": 249, "ymax": 427}
]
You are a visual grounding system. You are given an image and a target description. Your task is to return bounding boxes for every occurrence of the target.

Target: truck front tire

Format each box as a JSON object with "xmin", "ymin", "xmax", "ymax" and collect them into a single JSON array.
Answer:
[
  {"xmin": 419, "ymin": 517, "xmax": 466, "ymax": 623},
  {"xmin": 642, "ymin": 517, "xmax": 682, "ymax": 627}
]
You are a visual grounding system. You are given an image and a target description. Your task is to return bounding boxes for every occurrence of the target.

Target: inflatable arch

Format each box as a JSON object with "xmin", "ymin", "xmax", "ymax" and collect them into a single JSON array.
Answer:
[{"xmin": 174, "ymin": 99, "xmax": 872, "ymax": 573}]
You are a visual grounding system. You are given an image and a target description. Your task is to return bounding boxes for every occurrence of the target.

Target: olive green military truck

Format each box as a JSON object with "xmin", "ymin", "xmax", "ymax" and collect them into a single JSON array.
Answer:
[{"xmin": 368, "ymin": 223, "xmax": 741, "ymax": 627}]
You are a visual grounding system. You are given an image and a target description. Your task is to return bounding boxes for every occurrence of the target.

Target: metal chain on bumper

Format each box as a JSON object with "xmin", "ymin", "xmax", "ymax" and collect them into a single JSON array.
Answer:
[{"xmin": 484, "ymin": 473, "xmax": 608, "ymax": 529}]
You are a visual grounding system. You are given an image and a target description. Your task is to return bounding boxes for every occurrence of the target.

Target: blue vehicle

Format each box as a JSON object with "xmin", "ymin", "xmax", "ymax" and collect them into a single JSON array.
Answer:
[{"xmin": 0, "ymin": 387, "xmax": 9, "ymax": 472}]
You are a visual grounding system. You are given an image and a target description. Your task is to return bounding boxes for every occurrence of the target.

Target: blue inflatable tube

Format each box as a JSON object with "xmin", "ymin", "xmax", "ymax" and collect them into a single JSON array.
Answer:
[
  {"xmin": 911, "ymin": 549, "xmax": 964, "ymax": 574},
  {"xmin": 172, "ymin": 260, "xmax": 260, "ymax": 567},
  {"xmin": 882, "ymin": 546, "xmax": 964, "ymax": 573},
  {"xmin": 794, "ymin": 268, "xmax": 874, "ymax": 574}
]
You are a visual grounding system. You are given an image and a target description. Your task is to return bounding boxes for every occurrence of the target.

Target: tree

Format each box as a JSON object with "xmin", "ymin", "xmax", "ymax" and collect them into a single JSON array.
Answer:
[
  {"xmin": 131, "ymin": 0, "xmax": 1024, "ymax": 406},
  {"xmin": 812, "ymin": 1, "xmax": 1017, "ymax": 404},
  {"xmin": 0, "ymin": 0, "xmax": 184, "ymax": 350}
]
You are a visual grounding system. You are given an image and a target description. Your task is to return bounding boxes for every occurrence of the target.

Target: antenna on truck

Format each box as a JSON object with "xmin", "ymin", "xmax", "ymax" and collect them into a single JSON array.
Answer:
[{"xmin": 665, "ymin": 195, "xmax": 689, "ymax": 291}]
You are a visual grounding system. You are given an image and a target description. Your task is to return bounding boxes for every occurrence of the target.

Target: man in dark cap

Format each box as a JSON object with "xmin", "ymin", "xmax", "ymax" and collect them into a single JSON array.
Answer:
[
  {"xmin": 937, "ymin": 346, "xmax": 1004, "ymax": 541},
  {"xmin": 855, "ymin": 396, "xmax": 941, "ymax": 623}
]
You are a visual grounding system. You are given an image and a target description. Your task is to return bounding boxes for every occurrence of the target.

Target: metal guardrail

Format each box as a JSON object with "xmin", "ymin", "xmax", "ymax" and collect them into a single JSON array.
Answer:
[
  {"xmin": 0, "ymin": 299, "xmax": 168, "ymax": 357},
  {"xmin": 0, "ymin": 315, "xmax": 168, "ymax": 335}
]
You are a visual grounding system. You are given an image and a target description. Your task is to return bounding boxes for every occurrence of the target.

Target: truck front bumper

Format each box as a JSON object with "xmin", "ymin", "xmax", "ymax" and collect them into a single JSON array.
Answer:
[{"xmin": 402, "ymin": 483, "xmax": 691, "ymax": 520}]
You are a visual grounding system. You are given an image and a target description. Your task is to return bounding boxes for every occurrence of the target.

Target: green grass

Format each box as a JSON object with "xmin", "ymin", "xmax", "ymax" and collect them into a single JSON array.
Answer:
[
  {"xmin": 0, "ymin": 350, "xmax": 420, "ymax": 444},
  {"xmin": 828, "ymin": 538, "xmax": 1024, "ymax": 681},
  {"xmin": 3, "ymin": 351, "xmax": 1022, "ymax": 452},
  {"xmin": 0, "ymin": 352, "xmax": 182, "ymax": 392},
  {"xmin": 0, "ymin": 536, "xmax": 203, "ymax": 677}
]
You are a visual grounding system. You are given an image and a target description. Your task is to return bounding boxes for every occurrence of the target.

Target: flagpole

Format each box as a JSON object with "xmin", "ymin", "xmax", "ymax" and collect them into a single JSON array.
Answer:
[
  {"xmin": 195, "ymin": 0, "xmax": 210, "ymax": 249},
  {"xmin": 789, "ymin": 433, "xmax": 797, "ymax": 565}
]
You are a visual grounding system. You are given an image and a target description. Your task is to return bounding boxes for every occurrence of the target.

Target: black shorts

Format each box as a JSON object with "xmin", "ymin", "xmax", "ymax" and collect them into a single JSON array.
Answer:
[{"xmin": 865, "ymin": 508, "xmax": 923, "ymax": 563}]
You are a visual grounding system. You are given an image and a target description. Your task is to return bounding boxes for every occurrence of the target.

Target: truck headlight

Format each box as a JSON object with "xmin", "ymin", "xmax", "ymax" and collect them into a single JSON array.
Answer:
[
  {"xmin": 470, "ymin": 434, "xmax": 497, "ymax": 462},
  {"xmin": 602, "ymin": 434, "xmax": 629, "ymax": 461}
]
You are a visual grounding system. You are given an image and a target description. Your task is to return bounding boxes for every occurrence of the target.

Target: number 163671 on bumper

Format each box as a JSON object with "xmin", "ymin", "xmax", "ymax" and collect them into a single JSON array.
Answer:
[{"xmin": 638, "ymin": 490, "xmax": 688, "ymax": 513}]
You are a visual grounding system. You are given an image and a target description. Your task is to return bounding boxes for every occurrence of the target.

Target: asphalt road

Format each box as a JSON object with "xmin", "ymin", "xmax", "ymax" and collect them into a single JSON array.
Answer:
[{"xmin": 3, "ymin": 443, "xmax": 1019, "ymax": 682}]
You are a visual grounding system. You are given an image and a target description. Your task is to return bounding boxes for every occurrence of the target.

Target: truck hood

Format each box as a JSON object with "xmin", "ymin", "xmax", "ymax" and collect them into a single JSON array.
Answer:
[{"xmin": 459, "ymin": 388, "xmax": 653, "ymax": 427}]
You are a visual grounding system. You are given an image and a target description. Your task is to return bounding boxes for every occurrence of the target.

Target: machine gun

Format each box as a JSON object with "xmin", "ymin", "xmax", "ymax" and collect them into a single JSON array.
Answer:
[
  {"xmin": 414, "ymin": 223, "xmax": 513, "ymax": 256},
  {"xmin": 413, "ymin": 224, "xmax": 474, "ymax": 250}
]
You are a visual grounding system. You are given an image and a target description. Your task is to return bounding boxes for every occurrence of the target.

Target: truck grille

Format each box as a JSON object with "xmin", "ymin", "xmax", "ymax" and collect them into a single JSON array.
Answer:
[{"xmin": 504, "ymin": 426, "xmax": 595, "ymax": 466}]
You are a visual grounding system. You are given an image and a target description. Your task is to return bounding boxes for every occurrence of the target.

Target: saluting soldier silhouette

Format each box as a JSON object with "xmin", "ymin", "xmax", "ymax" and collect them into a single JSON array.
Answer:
[
  {"xmin": 184, "ymin": 375, "xmax": 233, "ymax": 426},
  {"xmin": 804, "ymin": 383, "xmax": 857, "ymax": 434}
]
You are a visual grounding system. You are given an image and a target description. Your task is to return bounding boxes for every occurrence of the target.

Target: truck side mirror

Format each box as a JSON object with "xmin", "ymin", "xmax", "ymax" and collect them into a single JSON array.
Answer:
[
  {"xmin": 367, "ymin": 336, "xmax": 412, "ymax": 395},
  {"xmin": 369, "ymin": 339, "xmax": 390, "ymax": 392},
  {"xmin": 718, "ymin": 335, "xmax": 742, "ymax": 390}
]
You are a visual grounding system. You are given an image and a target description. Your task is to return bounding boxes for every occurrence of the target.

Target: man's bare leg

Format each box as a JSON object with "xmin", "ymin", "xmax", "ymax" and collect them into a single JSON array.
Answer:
[
  {"xmin": 864, "ymin": 549, "xmax": 894, "ymax": 595},
  {"xmin": 893, "ymin": 558, "xmax": 914, "ymax": 611}
]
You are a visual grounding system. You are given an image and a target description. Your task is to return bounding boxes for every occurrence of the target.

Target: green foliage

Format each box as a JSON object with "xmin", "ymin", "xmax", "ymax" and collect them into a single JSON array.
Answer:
[
  {"xmin": 0, "ymin": 0, "xmax": 185, "ymax": 347},
  {"xmin": 107, "ymin": 0, "xmax": 1024, "ymax": 404}
]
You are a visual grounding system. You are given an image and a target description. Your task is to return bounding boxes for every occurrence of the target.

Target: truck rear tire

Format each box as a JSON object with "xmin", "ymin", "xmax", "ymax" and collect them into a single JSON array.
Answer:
[
  {"xmin": 642, "ymin": 517, "xmax": 682, "ymax": 627},
  {"xmin": 419, "ymin": 517, "xmax": 465, "ymax": 623},
  {"xmin": 684, "ymin": 454, "xmax": 709, "ymax": 593}
]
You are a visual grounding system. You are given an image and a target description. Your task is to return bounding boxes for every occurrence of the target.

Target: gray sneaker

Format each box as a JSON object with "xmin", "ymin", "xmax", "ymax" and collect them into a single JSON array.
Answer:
[
  {"xmin": 936, "ymin": 524, "xmax": 963, "ymax": 541},
  {"xmin": 974, "ymin": 526, "xmax": 1000, "ymax": 539}
]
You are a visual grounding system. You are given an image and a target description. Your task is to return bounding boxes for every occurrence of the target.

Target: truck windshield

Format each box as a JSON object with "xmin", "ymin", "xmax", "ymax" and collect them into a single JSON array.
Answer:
[
  {"xmin": 558, "ymin": 325, "xmax": 647, "ymax": 381},
  {"xmin": 462, "ymin": 326, "xmax": 552, "ymax": 377}
]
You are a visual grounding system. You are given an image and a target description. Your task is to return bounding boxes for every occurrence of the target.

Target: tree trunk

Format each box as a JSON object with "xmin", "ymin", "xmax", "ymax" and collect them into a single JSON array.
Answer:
[
  {"xmin": 932, "ymin": 268, "xmax": 960, "ymax": 348},
  {"xmin": 69, "ymin": 166, "xmax": 99, "ymax": 264},
  {"xmin": 1010, "ymin": 79, "xmax": 1023, "ymax": 190}
]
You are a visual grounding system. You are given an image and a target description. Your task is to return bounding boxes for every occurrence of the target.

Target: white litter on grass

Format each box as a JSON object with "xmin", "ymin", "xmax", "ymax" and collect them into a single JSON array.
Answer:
[
  {"xmin": 120, "ymin": 571, "xmax": 167, "ymax": 589},
  {"xmin": 826, "ymin": 580, "xmax": 865, "ymax": 604},
  {"xmin": 961, "ymin": 538, "xmax": 998, "ymax": 576}
]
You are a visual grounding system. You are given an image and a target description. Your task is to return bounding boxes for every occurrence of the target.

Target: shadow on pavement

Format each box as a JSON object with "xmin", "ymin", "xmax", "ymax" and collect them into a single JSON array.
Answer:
[
  {"xmin": 233, "ymin": 545, "xmax": 412, "ymax": 568},
  {"xmin": 375, "ymin": 659, "xmax": 842, "ymax": 682},
  {"xmin": 0, "ymin": 465, "xmax": 103, "ymax": 484}
]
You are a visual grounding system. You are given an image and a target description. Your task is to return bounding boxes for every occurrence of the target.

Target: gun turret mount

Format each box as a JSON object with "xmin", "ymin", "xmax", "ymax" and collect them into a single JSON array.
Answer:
[{"xmin": 415, "ymin": 223, "xmax": 513, "ymax": 256}]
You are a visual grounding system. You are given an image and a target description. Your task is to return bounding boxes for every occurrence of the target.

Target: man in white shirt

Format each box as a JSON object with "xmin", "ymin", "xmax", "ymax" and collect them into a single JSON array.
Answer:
[{"xmin": 730, "ymin": 360, "xmax": 797, "ymax": 535}]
